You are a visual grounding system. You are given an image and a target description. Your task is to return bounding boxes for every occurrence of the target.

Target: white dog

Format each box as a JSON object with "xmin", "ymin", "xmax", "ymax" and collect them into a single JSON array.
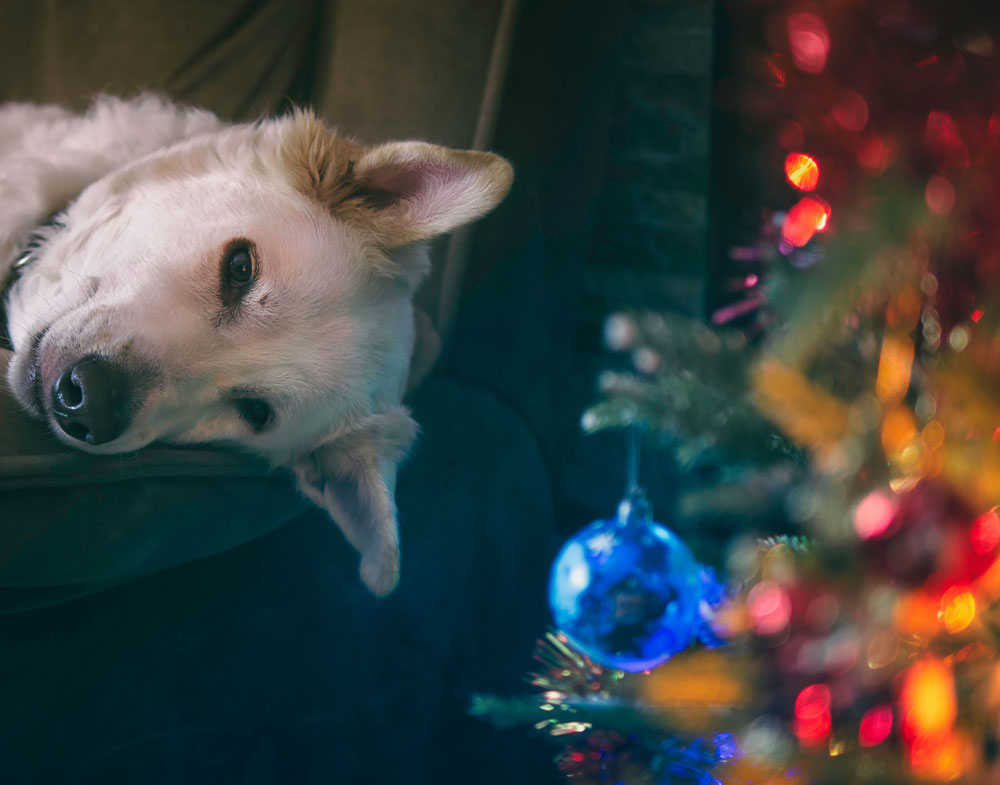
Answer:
[{"xmin": 0, "ymin": 95, "xmax": 512, "ymax": 595}]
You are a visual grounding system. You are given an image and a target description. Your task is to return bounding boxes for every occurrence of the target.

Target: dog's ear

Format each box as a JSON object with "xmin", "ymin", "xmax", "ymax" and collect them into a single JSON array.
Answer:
[
  {"xmin": 291, "ymin": 407, "xmax": 418, "ymax": 596},
  {"xmin": 279, "ymin": 111, "xmax": 513, "ymax": 249},
  {"xmin": 345, "ymin": 141, "xmax": 514, "ymax": 247}
]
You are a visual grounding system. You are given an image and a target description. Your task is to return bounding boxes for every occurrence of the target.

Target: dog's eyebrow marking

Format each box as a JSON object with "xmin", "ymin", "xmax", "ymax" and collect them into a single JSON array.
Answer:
[{"xmin": 229, "ymin": 385, "xmax": 269, "ymax": 398}]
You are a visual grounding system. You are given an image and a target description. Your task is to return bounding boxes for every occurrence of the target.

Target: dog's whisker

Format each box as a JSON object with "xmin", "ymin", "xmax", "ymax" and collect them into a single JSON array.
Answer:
[{"xmin": 60, "ymin": 265, "xmax": 86, "ymax": 282}]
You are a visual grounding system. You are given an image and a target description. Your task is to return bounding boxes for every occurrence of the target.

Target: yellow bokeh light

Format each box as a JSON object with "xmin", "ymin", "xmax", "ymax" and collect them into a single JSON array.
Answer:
[
  {"xmin": 752, "ymin": 358, "xmax": 850, "ymax": 458},
  {"xmin": 901, "ymin": 658, "xmax": 956, "ymax": 738},
  {"xmin": 940, "ymin": 588, "xmax": 976, "ymax": 634},
  {"xmin": 876, "ymin": 331, "xmax": 915, "ymax": 404}
]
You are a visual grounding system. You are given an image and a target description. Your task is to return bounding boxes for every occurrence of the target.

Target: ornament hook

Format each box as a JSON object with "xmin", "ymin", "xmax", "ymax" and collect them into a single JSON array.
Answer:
[{"xmin": 618, "ymin": 423, "xmax": 651, "ymax": 525}]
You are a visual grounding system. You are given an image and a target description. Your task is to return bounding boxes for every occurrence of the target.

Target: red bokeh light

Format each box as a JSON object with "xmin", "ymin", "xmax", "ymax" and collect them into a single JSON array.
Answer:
[
  {"xmin": 747, "ymin": 580, "xmax": 792, "ymax": 635},
  {"xmin": 859, "ymin": 704, "xmax": 894, "ymax": 747},
  {"xmin": 785, "ymin": 153, "xmax": 820, "ymax": 191},
  {"xmin": 787, "ymin": 13, "xmax": 830, "ymax": 74},
  {"xmin": 794, "ymin": 683, "xmax": 832, "ymax": 746},
  {"xmin": 778, "ymin": 121, "xmax": 805, "ymax": 150},
  {"xmin": 990, "ymin": 110, "xmax": 1000, "ymax": 141},
  {"xmin": 972, "ymin": 309, "xmax": 984, "ymax": 323},
  {"xmin": 854, "ymin": 489, "xmax": 897, "ymax": 539},
  {"xmin": 925, "ymin": 111, "xmax": 970, "ymax": 168},
  {"xmin": 782, "ymin": 197, "xmax": 831, "ymax": 247},
  {"xmin": 832, "ymin": 90, "xmax": 869, "ymax": 132},
  {"xmin": 925, "ymin": 175, "xmax": 956, "ymax": 215},
  {"xmin": 971, "ymin": 508, "xmax": 1000, "ymax": 555},
  {"xmin": 857, "ymin": 135, "xmax": 891, "ymax": 173}
]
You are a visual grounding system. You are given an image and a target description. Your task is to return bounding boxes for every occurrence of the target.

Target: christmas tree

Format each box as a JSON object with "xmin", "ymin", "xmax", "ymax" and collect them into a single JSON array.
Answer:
[{"xmin": 475, "ymin": 2, "xmax": 1000, "ymax": 783}]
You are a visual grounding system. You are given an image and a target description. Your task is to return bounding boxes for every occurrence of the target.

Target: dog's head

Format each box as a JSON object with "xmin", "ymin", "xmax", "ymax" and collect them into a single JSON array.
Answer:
[{"xmin": 4, "ymin": 109, "xmax": 512, "ymax": 594}]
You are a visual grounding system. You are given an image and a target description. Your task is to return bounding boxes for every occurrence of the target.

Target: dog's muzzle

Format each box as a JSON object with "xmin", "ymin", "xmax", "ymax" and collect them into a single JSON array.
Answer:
[{"xmin": 51, "ymin": 355, "xmax": 132, "ymax": 445}]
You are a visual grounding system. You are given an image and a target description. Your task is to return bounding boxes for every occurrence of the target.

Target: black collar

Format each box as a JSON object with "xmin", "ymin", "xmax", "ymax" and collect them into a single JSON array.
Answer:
[{"xmin": 1, "ymin": 213, "xmax": 61, "ymax": 351}]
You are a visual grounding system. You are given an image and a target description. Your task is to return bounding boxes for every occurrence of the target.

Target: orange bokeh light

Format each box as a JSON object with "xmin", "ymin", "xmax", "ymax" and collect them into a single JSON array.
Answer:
[
  {"xmin": 875, "ymin": 332, "xmax": 915, "ymax": 404},
  {"xmin": 785, "ymin": 153, "xmax": 820, "ymax": 191},
  {"xmin": 881, "ymin": 405, "xmax": 918, "ymax": 457},
  {"xmin": 782, "ymin": 197, "xmax": 831, "ymax": 247},
  {"xmin": 900, "ymin": 658, "xmax": 956, "ymax": 740},
  {"xmin": 895, "ymin": 592, "xmax": 942, "ymax": 640},
  {"xmin": 908, "ymin": 730, "xmax": 970, "ymax": 780}
]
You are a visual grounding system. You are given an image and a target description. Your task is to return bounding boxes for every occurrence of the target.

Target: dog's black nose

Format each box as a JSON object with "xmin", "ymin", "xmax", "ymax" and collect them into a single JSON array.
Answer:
[{"xmin": 51, "ymin": 356, "xmax": 130, "ymax": 445}]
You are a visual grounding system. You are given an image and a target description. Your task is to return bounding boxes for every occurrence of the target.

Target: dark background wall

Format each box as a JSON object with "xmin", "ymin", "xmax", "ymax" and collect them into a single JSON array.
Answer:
[{"xmin": 448, "ymin": 0, "xmax": 715, "ymax": 538}]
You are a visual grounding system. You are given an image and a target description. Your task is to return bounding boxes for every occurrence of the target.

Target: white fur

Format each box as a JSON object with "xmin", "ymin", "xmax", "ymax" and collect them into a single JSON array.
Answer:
[{"xmin": 1, "ymin": 96, "xmax": 512, "ymax": 595}]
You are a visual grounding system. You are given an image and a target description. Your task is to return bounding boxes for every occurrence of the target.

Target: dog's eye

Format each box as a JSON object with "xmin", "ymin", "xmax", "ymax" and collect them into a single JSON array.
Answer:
[
  {"xmin": 225, "ymin": 244, "xmax": 254, "ymax": 287},
  {"xmin": 228, "ymin": 248, "xmax": 253, "ymax": 286},
  {"xmin": 235, "ymin": 398, "xmax": 274, "ymax": 432},
  {"xmin": 219, "ymin": 240, "xmax": 258, "ymax": 310}
]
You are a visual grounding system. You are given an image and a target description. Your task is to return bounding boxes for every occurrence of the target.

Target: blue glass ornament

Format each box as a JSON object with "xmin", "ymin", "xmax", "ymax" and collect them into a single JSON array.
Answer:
[
  {"xmin": 549, "ymin": 424, "xmax": 703, "ymax": 671},
  {"xmin": 696, "ymin": 566, "xmax": 729, "ymax": 650}
]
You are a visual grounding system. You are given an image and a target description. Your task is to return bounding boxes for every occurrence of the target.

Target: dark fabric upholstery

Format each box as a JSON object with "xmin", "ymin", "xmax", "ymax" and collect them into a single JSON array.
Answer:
[
  {"xmin": 0, "ymin": 377, "xmax": 559, "ymax": 785},
  {"xmin": 0, "ymin": 342, "xmax": 305, "ymax": 604}
]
